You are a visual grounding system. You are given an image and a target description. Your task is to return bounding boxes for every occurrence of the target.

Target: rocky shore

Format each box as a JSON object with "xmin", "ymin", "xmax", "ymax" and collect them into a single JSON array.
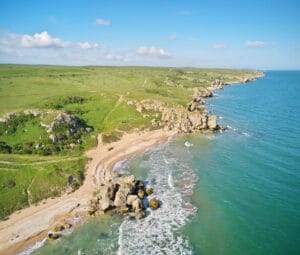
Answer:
[
  {"xmin": 88, "ymin": 176, "xmax": 159, "ymax": 220},
  {"xmin": 129, "ymin": 71, "xmax": 264, "ymax": 133}
]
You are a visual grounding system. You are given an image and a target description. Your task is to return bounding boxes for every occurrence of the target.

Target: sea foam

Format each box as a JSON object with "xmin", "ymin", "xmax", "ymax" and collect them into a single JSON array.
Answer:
[{"xmin": 117, "ymin": 144, "xmax": 197, "ymax": 255}]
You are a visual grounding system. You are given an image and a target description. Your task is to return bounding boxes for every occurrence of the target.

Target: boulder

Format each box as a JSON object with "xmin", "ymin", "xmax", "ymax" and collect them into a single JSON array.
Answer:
[
  {"xmin": 54, "ymin": 225, "xmax": 65, "ymax": 232},
  {"xmin": 64, "ymin": 223, "xmax": 72, "ymax": 229},
  {"xmin": 135, "ymin": 209, "xmax": 146, "ymax": 220},
  {"xmin": 126, "ymin": 195, "xmax": 138, "ymax": 206},
  {"xmin": 149, "ymin": 198, "xmax": 160, "ymax": 210},
  {"xmin": 135, "ymin": 180, "xmax": 144, "ymax": 189},
  {"xmin": 48, "ymin": 232, "xmax": 62, "ymax": 240},
  {"xmin": 132, "ymin": 199, "xmax": 143, "ymax": 211},
  {"xmin": 99, "ymin": 194, "xmax": 112, "ymax": 211},
  {"xmin": 114, "ymin": 190, "xmax": 127, "ymax": 207},
  {"xmin": 207, "ymin": 115, "xmax": 217, "ymax": 130},
  {"xmin": 145, "ymin": 187, "xmax": 153, "ymax": 196},
  {"xmin": 188, "ymin": 112, "xmax": 202, "ymax": 129},
  {"xmin": 137, "ymin": 189, "xmax": 145, "ymax": 199}
]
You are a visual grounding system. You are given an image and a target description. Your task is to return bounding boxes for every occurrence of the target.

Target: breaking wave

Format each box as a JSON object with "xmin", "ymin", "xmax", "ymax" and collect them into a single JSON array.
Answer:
[{"xmin": 117, "ymin": 144, "xmax": 197, "ymax": 255}]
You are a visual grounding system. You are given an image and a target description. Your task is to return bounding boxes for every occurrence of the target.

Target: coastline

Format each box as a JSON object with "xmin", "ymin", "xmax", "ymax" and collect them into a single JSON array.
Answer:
[
  {"xmin": 0, "ymin": 71, "xmax": 264, "ymax": 254},
  {"xmin": 0, "ymin": 129, "xmax": 175, "ymax": 255}
]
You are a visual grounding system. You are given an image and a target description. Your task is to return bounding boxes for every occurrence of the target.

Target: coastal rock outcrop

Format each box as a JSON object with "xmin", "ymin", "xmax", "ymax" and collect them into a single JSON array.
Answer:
[
  {"xmin": 127, "ymin": 94, "xmax": 220, "ymax": 133},
  {"xmin": 88, "ymin": 176, "xmax": 160, "ymax": 220}
]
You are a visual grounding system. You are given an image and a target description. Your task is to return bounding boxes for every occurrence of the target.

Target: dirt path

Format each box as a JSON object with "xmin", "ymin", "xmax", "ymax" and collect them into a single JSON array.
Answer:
[
  {"xmin": 103, "ymin": 95, "xmax": 124, "ymax": 122},
  {"xmin": 0, "ymin": 157, "xmax": 82, "ymax": 166}
]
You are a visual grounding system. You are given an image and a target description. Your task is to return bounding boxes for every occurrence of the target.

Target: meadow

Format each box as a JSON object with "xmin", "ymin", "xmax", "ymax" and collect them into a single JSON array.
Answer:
[{"xmin": 0, "ymin": 65, "xmax": 257, "ymax": 219}]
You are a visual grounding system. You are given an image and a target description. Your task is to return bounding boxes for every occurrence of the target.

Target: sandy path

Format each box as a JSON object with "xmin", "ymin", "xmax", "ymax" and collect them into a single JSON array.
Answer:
[
  {"xmin": 0, "ymin": 157, "xmax": 82, "ymax": 166},
  {"xmin": 0, "ymin": 129, "xmax": 175, "ymax": 255}
]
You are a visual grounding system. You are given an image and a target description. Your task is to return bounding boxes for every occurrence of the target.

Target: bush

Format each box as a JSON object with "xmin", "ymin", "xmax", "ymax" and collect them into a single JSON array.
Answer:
[{"xmin": 0, "ymin": 141, "xmax": 12, "ymax": 153}]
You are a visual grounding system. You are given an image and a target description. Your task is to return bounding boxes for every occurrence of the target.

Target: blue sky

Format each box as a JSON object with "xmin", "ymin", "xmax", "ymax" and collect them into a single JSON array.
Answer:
[{"xmin": 0, "ymin": 0, "xmax": 299, "ymax": 69}]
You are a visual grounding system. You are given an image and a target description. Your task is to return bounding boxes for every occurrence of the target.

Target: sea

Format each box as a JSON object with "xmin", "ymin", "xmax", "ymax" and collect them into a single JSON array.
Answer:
[{"xmin": 29, "ymin": 71, "xmax": 300, "ymax": 255}]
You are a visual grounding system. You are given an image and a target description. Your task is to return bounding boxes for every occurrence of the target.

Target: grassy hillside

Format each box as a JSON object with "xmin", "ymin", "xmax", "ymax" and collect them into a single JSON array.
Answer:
[{"xmin": 0, "ymin": 65, "xmax": 260, "ymax": 219}]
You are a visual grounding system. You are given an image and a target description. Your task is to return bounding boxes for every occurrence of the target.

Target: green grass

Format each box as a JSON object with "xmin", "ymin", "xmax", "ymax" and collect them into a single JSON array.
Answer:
[
  {"xmin": 0, "ymin": 65, "xmax": 260, "ymax": 219},
  {"xmin": 0, "ymin": 156, "xmax": 87, "ymax": 219}
]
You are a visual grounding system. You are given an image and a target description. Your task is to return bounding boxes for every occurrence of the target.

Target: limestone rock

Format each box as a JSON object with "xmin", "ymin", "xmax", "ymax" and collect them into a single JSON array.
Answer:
[
  {"xmin": 207, "ymin": 115, "xmax": 218, "ymax": 130},
  {"xmin": 132, "ymin": 199, "xmax": 142, "ymax": 211},
  {"xmin": 126, "ymin": 195, "xmax": 138, "ymax": 206},
  {"xmin": 114, "ymin": 190, "xmax": 127, "ymax": 207},
  {"xmin": 188, "ymin": 112, "xmax": 203, "ymax": 129},
  {"xmin": 99, "ymin": 194, "xmax": 112, "ymax": 211}
]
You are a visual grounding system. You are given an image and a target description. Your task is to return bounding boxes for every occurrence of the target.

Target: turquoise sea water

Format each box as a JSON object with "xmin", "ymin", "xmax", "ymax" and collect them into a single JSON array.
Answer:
[{"xmin": 32, "ymin": 71, "xmax": 300, "ymax": 255}]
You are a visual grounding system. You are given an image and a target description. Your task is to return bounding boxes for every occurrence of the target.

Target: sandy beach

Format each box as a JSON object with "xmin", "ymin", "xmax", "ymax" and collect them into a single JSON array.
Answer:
[{"xmin": 0, "ymin": 129, "xmax": 175, "ymax": 255}]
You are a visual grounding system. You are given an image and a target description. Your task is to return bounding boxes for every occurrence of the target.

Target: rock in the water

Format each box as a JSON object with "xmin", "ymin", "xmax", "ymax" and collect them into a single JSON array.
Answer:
[
  {"xmin": 135, "ymin": 180, "xmax": 144, "ymax": 189},
  {"xmin": 135, "ymin": 209, "xmax": 146, "ymax": 220},
  {"xmin": 145, "ymin": 187, "xmax": 153, "ymax": 196},
  {"xmin": 64, "ymin": 223, "xmax": 72, "ymax": 229},
  {"xmin": 137, "ymin": 188, "xmax": 145, "ymax": 199},
  {"xmin": 126, "ymin": 195, "xmax": 138, "ymax": 206},
  {"xmin": 53, "ymin": 225, "xmax": 65, "ymax": 232},
  {"xmin": 207, "ymin": 115, "xmax": 217, "ymax": 130},
  {"xmin": 132, "ymin": 198, "xmax": 142, "ymax": 211},
  {"xmin": 48, "ymin": 232, "xmax": 62, "ymax": 240},
  {"xmin": 149, "ymin": 197, "xmax": 160, "ymax": 210}
]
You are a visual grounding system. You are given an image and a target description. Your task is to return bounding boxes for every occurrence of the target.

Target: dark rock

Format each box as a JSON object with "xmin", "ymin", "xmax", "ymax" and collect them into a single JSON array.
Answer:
[
  {"xmin": 48, "ymin": 232, "xmax": 62, "ymax": 240},
  {"xmin": 135, "ymin": 180, "xmax": 144, "ymax": 189},
  {"xmin": 137, "ymin": 189, "xmax": 145, "ymax": 199}
]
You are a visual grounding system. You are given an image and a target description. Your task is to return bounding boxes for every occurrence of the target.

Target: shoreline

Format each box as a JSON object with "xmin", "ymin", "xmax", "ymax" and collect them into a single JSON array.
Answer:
[
  {"xmin": 0, "ymin": 129, "xmax": 176, "ymax": 255},
  {"xmin": 0, "ymin": 71, "xmax": 264, "ymax": 254}
]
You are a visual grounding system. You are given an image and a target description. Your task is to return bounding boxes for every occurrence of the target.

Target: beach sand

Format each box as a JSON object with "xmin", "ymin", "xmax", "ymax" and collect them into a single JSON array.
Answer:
[{"xmin": 0, "ymin": 129, "xmax": 175, "ymax": 255}]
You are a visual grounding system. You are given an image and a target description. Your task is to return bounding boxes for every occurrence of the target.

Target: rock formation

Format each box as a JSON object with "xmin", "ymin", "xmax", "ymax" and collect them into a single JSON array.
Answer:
[{"xmin": 88, "ymin": 176, "xmax": 160, "ymax": 220}]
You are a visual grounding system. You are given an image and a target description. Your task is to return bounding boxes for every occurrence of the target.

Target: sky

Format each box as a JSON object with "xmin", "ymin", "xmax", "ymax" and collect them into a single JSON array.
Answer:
[{"xmin": 0, "ymin": 0, "xmax": 299, "ymax": 69}]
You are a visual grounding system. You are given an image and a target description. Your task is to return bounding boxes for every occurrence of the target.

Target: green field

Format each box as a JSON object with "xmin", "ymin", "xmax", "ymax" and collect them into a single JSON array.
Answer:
[{"xmin": 0, "ymin": 65, "xmax": 258, "ymax": 219}]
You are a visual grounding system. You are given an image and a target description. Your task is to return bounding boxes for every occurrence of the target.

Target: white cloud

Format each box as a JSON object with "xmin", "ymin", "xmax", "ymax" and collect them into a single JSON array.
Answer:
[
  {"xmin": 136, "ymin": 46, "xmax": 171, "ymax": 58},
  {"xmin": 0, "ymin": 31, "xmax": 106, "ymax": 51},
  {"xmin": 96, "ymin": 18, "xmax": 110, "ymax": 26},
  {"xmin": 21, "ymin": 32, "xmax": 69, "ymax": 48},
  {"xmin": 167, "ymin": 35, "xmax": 177, "ymax": 41},
  {"xmin": 212, "ymin": 44, "xmax": 227, "ymax": 49},
  {"xmin": 78, "ymin": 41, "xmax": 103, "ymax": 49},
  {"xmin": 245, "ymin": 41, "xmax": 268, "ymax": 48},
  {"xmin": 104, "ymin": 53, "xmax": 130, "ymax": 62}
]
